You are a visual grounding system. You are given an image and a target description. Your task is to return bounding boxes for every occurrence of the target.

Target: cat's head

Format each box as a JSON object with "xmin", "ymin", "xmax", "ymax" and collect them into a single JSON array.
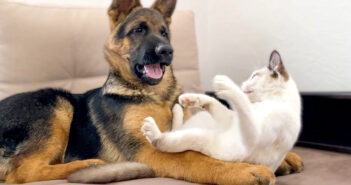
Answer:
[{"xmin": 241, "ymin": 50, "xmax": 290, "ymax": 102}]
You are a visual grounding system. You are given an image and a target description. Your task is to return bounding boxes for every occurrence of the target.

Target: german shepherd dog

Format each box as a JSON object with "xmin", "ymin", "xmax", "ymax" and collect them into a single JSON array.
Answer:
[{"xmin": 0, "ymin": 0, "xmax": 303, "ymax": 184}]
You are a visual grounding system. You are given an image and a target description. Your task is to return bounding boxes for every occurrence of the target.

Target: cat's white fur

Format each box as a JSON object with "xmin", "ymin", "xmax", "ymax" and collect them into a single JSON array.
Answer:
[{"xmin": 141, "ymin": 51, "xmax": 301, "ymax": 171}]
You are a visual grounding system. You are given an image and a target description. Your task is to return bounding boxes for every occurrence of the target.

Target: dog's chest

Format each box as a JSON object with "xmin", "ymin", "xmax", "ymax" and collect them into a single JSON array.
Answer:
[
  {"xmin": 96, "ymin": 101, "xmax": 173, "ymax": 162},
  {"xmin": 123, "ymin": 103, "xmax": 173, "ymax": 135}
]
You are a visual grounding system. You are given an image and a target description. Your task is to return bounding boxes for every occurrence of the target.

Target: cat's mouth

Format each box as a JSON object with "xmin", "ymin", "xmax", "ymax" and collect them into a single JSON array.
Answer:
[{"xmin": 244, "ymin": 90, "xmax": 254, "ymax": 94}]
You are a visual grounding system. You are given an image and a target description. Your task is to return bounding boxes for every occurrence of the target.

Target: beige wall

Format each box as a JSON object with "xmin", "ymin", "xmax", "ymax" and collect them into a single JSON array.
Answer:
[{"xmin": 12, "ymin": 0, "xmax": 351, "ymax": 92}]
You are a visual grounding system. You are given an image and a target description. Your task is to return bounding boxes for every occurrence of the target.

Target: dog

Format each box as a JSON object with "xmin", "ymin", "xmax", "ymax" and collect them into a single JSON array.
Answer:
[{"xmin": 0, "ymin": 0, "xmax": 303, "ymax": 184}]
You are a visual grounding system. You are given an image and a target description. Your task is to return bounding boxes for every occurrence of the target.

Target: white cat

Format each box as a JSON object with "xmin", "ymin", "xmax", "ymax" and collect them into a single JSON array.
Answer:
[{"xmin": 141, "ymin": 50, "xmax": 301, "ymax": 171}]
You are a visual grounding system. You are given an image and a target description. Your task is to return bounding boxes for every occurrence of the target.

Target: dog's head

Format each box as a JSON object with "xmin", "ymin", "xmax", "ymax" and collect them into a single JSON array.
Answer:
[{"xmin": 105, "ymin": 0, "xmax": 177, "ymax": 86}]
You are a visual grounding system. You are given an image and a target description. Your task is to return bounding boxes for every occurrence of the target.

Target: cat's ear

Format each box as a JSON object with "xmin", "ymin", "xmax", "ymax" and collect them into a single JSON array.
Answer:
[
  {"xmin": 151, "ymin": 0, "xmax": 177, "ymax": 25},
  {"xmin": 108, "ymin": 0, "xmax": 142, "ymax": 31},
  {"xmin": 268, "ymin": 50, "xmax": 282, "ymax": 72},
  {"xmin": 268, "ymin": 50, "xmax": 289, "ymax": 80}
]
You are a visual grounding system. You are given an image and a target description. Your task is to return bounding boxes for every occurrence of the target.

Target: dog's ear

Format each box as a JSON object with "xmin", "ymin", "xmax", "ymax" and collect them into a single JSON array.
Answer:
[
  {"xmin": 108, "ymin": 0, "xmax": 142, "ymax": 31},
  {"xmin": 151, "ymin": 0, "xmax": 177, "ymax": 25}
]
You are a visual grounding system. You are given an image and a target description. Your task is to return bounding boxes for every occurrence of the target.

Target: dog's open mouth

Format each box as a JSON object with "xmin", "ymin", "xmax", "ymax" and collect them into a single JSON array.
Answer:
[{"xmin": 135, "ymin": 63, "xmax": 167, "ymax": 85}]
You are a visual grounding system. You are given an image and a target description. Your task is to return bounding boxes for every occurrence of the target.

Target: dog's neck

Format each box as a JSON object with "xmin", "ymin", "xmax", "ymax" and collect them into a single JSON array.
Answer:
[{"xmin": 102, "ymin": 67, "xmax": 182, "ymax": 105}]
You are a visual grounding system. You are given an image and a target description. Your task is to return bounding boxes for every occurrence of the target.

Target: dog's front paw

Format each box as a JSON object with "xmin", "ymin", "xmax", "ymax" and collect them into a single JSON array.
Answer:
[
  {"xmin": 245, "ymin": 165, "xmax": 275, "ymax": 185},
  {"xmin": 219, "ymin": 164, "xmax": 275, "ymax": 185},
  {"xmin": 141, "ymin": 117, "xmax": 162, "ymax": 146}
]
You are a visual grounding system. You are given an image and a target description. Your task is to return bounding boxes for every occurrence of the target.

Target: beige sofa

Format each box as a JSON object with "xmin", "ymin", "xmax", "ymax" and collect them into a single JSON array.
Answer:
[
  {"xmin": 0, "ymin": 0, "xmax": 202, "ymax": 100},
  {"xmin": 1, "ymin": 1, "xmax": 351, "ymax": 185}
]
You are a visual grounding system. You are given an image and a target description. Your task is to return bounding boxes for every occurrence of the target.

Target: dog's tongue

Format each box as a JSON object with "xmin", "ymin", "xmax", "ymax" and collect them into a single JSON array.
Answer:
[{"xmin": 144, "ymin": 63, "xmax": 163, "ymax": 79}]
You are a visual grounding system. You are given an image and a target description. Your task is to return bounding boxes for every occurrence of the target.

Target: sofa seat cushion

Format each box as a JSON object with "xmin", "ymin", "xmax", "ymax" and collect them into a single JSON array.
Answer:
[{"xmin": 0, "ymin": 178, "xmax": 199, "ymax": 185}]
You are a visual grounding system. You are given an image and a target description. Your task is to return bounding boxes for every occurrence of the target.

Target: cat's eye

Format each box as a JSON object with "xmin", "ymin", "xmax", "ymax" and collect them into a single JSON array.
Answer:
[{"xmin": 251, "ymin": 74, "xmax": 259, "ymax": 79}]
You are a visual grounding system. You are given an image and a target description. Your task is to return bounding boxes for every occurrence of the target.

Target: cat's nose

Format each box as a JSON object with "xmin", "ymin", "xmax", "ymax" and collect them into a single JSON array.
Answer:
[{"xmin": 240, "ymin": 83, "xmax": 244, "ymax": 89}]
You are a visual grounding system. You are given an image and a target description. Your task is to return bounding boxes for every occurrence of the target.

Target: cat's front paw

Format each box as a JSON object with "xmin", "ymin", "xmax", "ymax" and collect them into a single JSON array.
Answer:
[
  {"xmin": 213, "ymin": 75, "xmax": 242, "ymax": 100},
  {"xmin": 141, "ymin": 117, "xmax": 162, "ymax": 146},
  {"xmin": 179, "ymin": 93, "xmax": 203, "ymax": 108},
  {"xmin": 213, "ymin": 75, "xmax": 237, "ymax": 92}
]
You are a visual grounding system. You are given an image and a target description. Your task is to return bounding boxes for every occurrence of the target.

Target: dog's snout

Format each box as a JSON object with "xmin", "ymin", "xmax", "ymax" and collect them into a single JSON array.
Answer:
[{"xmin": 155, "ymin": 45, "xmax": 173, "ymax": 58}]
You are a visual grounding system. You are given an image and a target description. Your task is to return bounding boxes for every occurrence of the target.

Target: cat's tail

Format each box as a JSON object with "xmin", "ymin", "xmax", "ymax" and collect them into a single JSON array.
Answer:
[{"xmin": 67, "ymin": 162, "xmax": 155, "ymax": 183}]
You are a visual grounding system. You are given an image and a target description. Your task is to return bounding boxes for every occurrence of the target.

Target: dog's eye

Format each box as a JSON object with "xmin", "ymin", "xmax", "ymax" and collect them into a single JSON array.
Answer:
[
  {"xmin": 134, "ymin": 27, "xmax": 144, "ymax": 33},
  {"xmin": 161, "ymin": 30, "xmax": 168, "ymax": 38},
  {"xmin": 128, "ymin": 22, "xmax": 148, "ymax": 36}
]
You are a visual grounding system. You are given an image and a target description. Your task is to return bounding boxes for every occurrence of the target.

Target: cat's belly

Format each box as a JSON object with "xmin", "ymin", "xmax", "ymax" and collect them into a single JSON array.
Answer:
[
  {"xmin": 182, "ymin": 111, "xmax": 219, "ymax": 130},
  {"xmin": 205, "ymin": 127, "xmax": 249, "ymax": 162}
]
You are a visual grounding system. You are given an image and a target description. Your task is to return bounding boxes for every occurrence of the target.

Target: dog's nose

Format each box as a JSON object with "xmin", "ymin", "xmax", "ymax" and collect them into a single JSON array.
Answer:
[{"xmin": 155, "ymin": 44, "xmax": 173, "ymax": 58}]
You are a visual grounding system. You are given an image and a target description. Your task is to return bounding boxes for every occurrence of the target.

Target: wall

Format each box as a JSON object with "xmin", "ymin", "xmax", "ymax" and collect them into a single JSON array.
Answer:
[
  {"xmin": 145, "ymin": 0, "xmax": 351, "ymax": 92},
  {"xmin": 32, "ymin": 0, "xmax": 350, "ymax": 92}
]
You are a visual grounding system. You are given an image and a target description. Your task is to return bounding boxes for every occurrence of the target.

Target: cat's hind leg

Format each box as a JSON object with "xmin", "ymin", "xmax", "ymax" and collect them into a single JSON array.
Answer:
[
  {"xmin": 141, "ymin": 117, "xmax": 163, "ymax": 145},
  {"xmin": 179, "ymin": 93, "xmax": 233, "ymax": 124},
  {"xmin": 141, "ymin": 117, "xmax": 212, "ymax": 154}
]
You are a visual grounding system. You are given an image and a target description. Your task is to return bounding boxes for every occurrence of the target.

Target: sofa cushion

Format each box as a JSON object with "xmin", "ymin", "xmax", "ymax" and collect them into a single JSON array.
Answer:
[{"xmin": 0, "ymin": 0, "xmax": 202, "ymax": 100}]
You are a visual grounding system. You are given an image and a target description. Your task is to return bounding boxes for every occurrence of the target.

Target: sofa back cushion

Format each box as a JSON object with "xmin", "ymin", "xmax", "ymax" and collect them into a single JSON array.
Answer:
[{"xmin": 0, "ymin": 0, "xmax": 202, "ymax": 100}]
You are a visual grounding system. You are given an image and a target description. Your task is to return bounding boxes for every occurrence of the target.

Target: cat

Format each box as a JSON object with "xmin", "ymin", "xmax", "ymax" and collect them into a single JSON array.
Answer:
[{"xmin": 141, "ymin": 50, "xmax": 301, "ymax": 171}]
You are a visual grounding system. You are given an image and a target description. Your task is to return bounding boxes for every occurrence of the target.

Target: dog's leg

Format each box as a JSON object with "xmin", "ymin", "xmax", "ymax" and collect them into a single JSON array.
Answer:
[
  {"xmin": 6, "ymin": 159, "xmax": 105, "ymax": 184},
  {"xmin": 0, "ymin": 171, "xmax": 5, "ymax": 181},
  {"xmin": 135, "ymin": 145, "xmax": 275, "ymax": 185},
  {"xmin": 5, "ymin": 98, "xmax": 105, "ymax": 184},
  {"xmin": 179, "ymin": 93, "xmax": 233, "ymax": 125},
  {"xmin": 276, "ymin": 152, "xmax": 304, "ymax": 176},
  {"xmin": 0, "ymin": 160, "xmax": 11, "ymax": 181}
]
